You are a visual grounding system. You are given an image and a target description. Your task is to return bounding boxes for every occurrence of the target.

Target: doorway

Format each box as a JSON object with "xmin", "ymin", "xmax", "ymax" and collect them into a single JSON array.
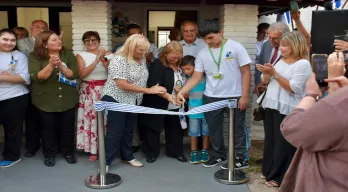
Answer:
[{"xmin": 147, "ymin": 10, "xmax": 198, "ymax": 48}]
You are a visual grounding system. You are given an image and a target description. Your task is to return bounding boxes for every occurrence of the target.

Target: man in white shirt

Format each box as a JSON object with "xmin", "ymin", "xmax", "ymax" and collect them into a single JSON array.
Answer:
[
  {"xmin": 17, "ymin": 20, "xmax": 48, "ymax": 158},
  {"xmin": 177, "ymin": 19, "xmax": 251, "ymax": 169},
  {"xmin": 17, "ymin": 20, "xmax": 48, "ymax": 57},
  {"xmin": 180, "ymin": 21, "xmax": 207, "ymax": 57}
]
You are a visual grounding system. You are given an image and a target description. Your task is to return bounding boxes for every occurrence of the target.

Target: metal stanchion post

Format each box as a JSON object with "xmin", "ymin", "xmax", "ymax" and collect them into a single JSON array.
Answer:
[
  {"xmin": 85, "ymin": 111, "xmax": 122, "ymax": 189},
  {"xmin": 214, "ymin": 100, "xmax": 248, "ymax": 185}
]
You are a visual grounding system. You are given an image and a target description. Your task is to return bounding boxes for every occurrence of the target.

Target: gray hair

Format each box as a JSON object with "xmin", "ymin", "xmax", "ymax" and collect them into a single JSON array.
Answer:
[{"xmin": 268, "ymin": 22, "xmax": 290, "ymax": 35}]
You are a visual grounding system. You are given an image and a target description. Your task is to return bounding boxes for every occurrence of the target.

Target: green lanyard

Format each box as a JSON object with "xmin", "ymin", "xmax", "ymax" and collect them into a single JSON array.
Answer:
[{"xmin": 208, "ymin": 39, "xmax": 226, "ymax": 71}]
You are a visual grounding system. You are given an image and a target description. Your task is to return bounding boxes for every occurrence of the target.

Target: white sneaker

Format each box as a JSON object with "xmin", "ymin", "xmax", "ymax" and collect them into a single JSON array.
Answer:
[{"xmin": 122, "ymin": 159, "xmax": 143, "ymax": 167}]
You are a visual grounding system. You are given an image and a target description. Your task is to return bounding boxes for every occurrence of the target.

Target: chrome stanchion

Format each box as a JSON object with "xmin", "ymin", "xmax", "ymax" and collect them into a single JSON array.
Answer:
[
  {"xmin": 214, "ymin": 100, "xmax": 248, "ymax": 185},
  {"xmin": 85, "ymin": 111, "xmax": 121, "ymax": 189}
]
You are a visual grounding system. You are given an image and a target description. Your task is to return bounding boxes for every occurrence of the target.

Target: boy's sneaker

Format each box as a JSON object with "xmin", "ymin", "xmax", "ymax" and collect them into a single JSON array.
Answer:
[
  {"xmin": 190, "ymin": 151, "xmax": 200, "ymax": 164},
  {"xmin": 202, "ymin": 156, "xmax": 226, "ymax": 168},
  {"xmin": 0, "ymin": 158, "xmax": 21, "ymax": 168},
  {"xmin": 221, "ymin": 157, "xmax": 249, "ymax": 170},
  {"xmin": 200, "ymin": 150, "xmax": 209, "ymax": 163}
]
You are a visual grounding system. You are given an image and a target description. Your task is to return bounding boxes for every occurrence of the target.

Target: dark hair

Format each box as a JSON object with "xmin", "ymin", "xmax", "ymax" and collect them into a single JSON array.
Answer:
[
  {"xmin": 180, "ymin": 55, "xmax": 195, "ymax": 67},
  {"xmin": 0, "ymin": 28, "xmax": 17, "ymax": 39},
  {"xmin": 82, "ymin": 31, "xmax": 101, "ymax": 42},
  {"xmin": 169, "ymin": 28, "xmax": 182, "ymax": 41},
  {"xmin": 257, "ymin": 23, "xmax": 270, "ymax": 33},
  {"xmin": 13, "ymin": 27, "xmax": 29, "ymax": 37},
  {"xmin": 126, "ymin": 23, "xmax": 142, "ymax": 34},
  {"xmin": 33, "ymin": 30, "xmax": 64, "ymax": 60},
  {"xmin": 0, "ymin": 28, "xmax": 18, "ymax": 51},
  {"xmin": 198, "ymin": 19, "xmax": 221, "ymax": 38}
]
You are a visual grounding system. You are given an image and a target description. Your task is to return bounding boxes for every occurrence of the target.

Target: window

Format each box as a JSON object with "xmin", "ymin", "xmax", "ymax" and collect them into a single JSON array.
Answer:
[{"xmin": 158, "ymin": 30, "xmax": 171, "ymax": 48}]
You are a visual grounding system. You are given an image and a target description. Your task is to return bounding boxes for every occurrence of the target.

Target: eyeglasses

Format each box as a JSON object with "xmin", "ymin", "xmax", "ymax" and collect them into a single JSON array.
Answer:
[
  {"xmin": 167, "ymin": 55, "xmax": 182, "ymax": 61},
  {"xmin": 83, "ymin": 39, "xmax": 98, "ymax": 44}
]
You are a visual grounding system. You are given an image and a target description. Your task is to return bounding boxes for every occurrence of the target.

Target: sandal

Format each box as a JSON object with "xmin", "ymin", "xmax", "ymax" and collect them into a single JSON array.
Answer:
[
  {"xmin": 261, "ymin": 175, "xmax": 266, "ymax": 179},
  {"xmin": 89, "ymin": 155, "xmax": 98, "ymax": 161},
  {"xmin": 265, "ymin": 180, "xmax": 279, "ymax": 188}
]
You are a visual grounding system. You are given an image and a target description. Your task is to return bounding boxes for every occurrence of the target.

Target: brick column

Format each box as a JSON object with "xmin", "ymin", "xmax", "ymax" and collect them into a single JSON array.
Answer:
[
  {"xmin": 220, "ymin": 4, "xmax": 258, "ymax": 146},
  {"xmin": 71, "ymin": 0, "xmax": 112, "ymax": 54}
]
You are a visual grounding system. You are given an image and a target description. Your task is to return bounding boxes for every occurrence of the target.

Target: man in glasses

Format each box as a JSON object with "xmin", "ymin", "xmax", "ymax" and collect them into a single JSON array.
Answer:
[
  {"xmin": 254, "ymin": 22, "xmax": 290, "ymax": 93},
  {"xmin": 113, "ymin": 23, "xmax": 159, "ymax": 65}
]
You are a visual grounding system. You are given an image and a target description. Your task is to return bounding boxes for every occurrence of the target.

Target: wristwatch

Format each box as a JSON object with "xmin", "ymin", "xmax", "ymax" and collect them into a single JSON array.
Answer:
[{"xmin": 305, "ymin": 93, "xmax": 320, "ymax": 101}]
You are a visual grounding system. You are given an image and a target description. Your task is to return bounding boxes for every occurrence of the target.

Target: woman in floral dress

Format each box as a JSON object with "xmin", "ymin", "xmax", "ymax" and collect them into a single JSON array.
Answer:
[{"xmin": 76, "ymin": 31, "xmax": 109, "ymax": 161}]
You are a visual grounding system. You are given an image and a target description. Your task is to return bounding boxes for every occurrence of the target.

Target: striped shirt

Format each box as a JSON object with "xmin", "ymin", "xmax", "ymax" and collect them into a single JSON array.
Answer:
[{"xmin": 187, "ymin": 75, "xmax": 206, "ymax": 119}]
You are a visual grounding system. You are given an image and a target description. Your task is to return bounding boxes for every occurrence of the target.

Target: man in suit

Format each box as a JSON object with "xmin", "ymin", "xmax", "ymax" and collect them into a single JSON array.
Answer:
[
  {"xmin": 254, "ymin": 22, "xmax": 290, "ymax": 89},
  {"xmin": 17, "ymin": 20, "xmax": 48, "ymax": 157},
  {"xmin": 17, "ymin": 20, "xmax": 48, "ymax": 57}
]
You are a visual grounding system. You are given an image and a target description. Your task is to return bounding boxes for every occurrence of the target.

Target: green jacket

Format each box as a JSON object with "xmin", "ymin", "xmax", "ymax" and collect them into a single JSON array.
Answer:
[{"xmin": 28, "ymin": 49, "xmax": 79, "ymax": 112}]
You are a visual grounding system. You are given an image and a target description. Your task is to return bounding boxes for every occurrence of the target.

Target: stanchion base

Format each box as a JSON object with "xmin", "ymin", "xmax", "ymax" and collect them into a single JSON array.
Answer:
[
  {"xmin": 85, "ymin": 173, "xmax": 121, "ymax": 189},
  {"xmin": 214, "ymin": 169, "xmax": 248, "ymax": 185}
]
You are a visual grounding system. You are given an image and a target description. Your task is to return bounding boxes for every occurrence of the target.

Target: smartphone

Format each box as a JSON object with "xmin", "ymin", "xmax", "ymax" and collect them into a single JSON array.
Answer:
[
  {"xmin": 290, "ymin": 1, "xmax": 299, "ymax": 12},
  {"xmin": 311, "ymin": 54, "xmax": 328, "ymax": 87}
]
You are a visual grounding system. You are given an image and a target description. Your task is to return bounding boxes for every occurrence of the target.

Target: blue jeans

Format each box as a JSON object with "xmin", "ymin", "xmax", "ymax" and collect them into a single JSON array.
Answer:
[
  {"xmin": 102, "ymin": 95, "xmax": 137, "ymax": 165},
  {"xmin": 188, "ymin": 118, "xmax": 209, "ymax": 137}
]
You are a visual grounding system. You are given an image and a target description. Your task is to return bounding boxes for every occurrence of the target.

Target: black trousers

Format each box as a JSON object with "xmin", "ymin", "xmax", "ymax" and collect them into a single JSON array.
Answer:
[
  {"xmin": 25, "ymin": 95, "xmax": 42, "ymax": 153},
  {"xmin": 262, "ymin": 108, "xmax": 296, "ymax": 184},
  {"xmin": 0, "ymin": 94, "xmax": 28, "ymax": 161},
  {"xmin": 141, "ymin": 110, "xmax": 184, "ymax": 157},
  {"xmin": 39, "ymin": 107, "xmax": 76, "ymax": 158}
]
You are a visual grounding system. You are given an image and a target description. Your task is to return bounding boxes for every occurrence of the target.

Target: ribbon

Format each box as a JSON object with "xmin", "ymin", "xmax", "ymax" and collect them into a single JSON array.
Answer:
[{"xmin": 94, "ymin": 99, "xmax": 237, "ymax": 116}]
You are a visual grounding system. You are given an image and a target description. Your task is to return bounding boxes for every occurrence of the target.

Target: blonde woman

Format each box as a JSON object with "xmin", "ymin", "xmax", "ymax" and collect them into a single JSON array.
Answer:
[
  {"xmin": 256, "ymin": 31, "xmax": 312, "ymax": 187},
  {"xmin": 139, "ymin": 41, "xmax": 187, "ymax": 164},
  {"xmin": 102, "ymin": 34, "xmax": 166, "ymax": 169}
]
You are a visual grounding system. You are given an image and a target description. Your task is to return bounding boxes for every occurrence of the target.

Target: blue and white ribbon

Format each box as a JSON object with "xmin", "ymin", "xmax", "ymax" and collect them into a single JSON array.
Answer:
[{"xmin": 94, "ymin": 99, "xmax": 237, "ymax": 116}]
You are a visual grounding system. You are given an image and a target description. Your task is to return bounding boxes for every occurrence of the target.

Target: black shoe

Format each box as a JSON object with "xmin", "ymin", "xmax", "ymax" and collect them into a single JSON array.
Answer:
[
  {"xmin": 65, "ymin": 156, "xmax": 77, "ymax": 164},
  {"xmin": 202, "ymin": 156, "xmax": 227, "ymax": 168},
  {"xmin": 132, "ymin": 146, "xmax": 141, "ymax": 153},
  {"xmin": 44, "ymin": 158, "xmax": 55, "ymax": 167},
  {"xmin": 221, "ymin": 157, "xmax": 249, "ymax": 170},
  {"xmin": 176, "ymin": 155, "xmax": 187, "ymax": 163},
  {"xmin": 25, "ymin": 151, "xmax": 36, "ymax": 157},
  {"xmin": 146, "ymin": 155, "xmax": 157, "ymax": 163}
]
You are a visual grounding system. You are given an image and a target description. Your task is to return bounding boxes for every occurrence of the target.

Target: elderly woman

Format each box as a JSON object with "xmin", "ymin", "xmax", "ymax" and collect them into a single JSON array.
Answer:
[
  {"xmin": 139, "ymin": 41, "xmax": 187, "ymax": 164},
  {"xmin": 29, "ymin": 30, "xmax": 79, "ymax": 167},
  {"xmin": 76, "ymin": 31, "xmax": 109, "ymax": 161},
  {"xmin": 102, "ymin": 34, "xmax": 166, "ymax": 170},
  {"xmin": 0, "ymin": 29, "xmax": 30, "ymax": 168},
  {"xmin": 256, "ymin": 31, "xmax": 312, "ymax": 187}
]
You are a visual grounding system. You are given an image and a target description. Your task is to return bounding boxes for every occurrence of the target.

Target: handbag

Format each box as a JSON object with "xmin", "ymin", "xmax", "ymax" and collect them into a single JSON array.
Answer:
[
  {"xmin": 253, "ymin": 56, "xmax": 282, "ymax": 121},
  {"xmin": 253, "ymin": 90, "xmax": 267, "ymax": 121}
]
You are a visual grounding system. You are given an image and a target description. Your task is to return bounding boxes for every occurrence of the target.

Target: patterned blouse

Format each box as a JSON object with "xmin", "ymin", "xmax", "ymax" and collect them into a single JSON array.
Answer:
[{"xmin": 102, "ymin": 54, "xmax": 148, "ymax": 105}]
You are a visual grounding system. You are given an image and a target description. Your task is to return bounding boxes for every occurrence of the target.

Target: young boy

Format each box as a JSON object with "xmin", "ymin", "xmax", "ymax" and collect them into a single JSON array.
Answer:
[{"xmin": 180, "ymin": 55, "xmax": 210, "ymax": 164}]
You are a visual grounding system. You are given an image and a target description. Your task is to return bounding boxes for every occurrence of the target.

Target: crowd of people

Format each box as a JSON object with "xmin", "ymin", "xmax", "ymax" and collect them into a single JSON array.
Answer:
[{"xmin": 0, "ymin": 10, "xmax": 348, "ymax": 191}]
